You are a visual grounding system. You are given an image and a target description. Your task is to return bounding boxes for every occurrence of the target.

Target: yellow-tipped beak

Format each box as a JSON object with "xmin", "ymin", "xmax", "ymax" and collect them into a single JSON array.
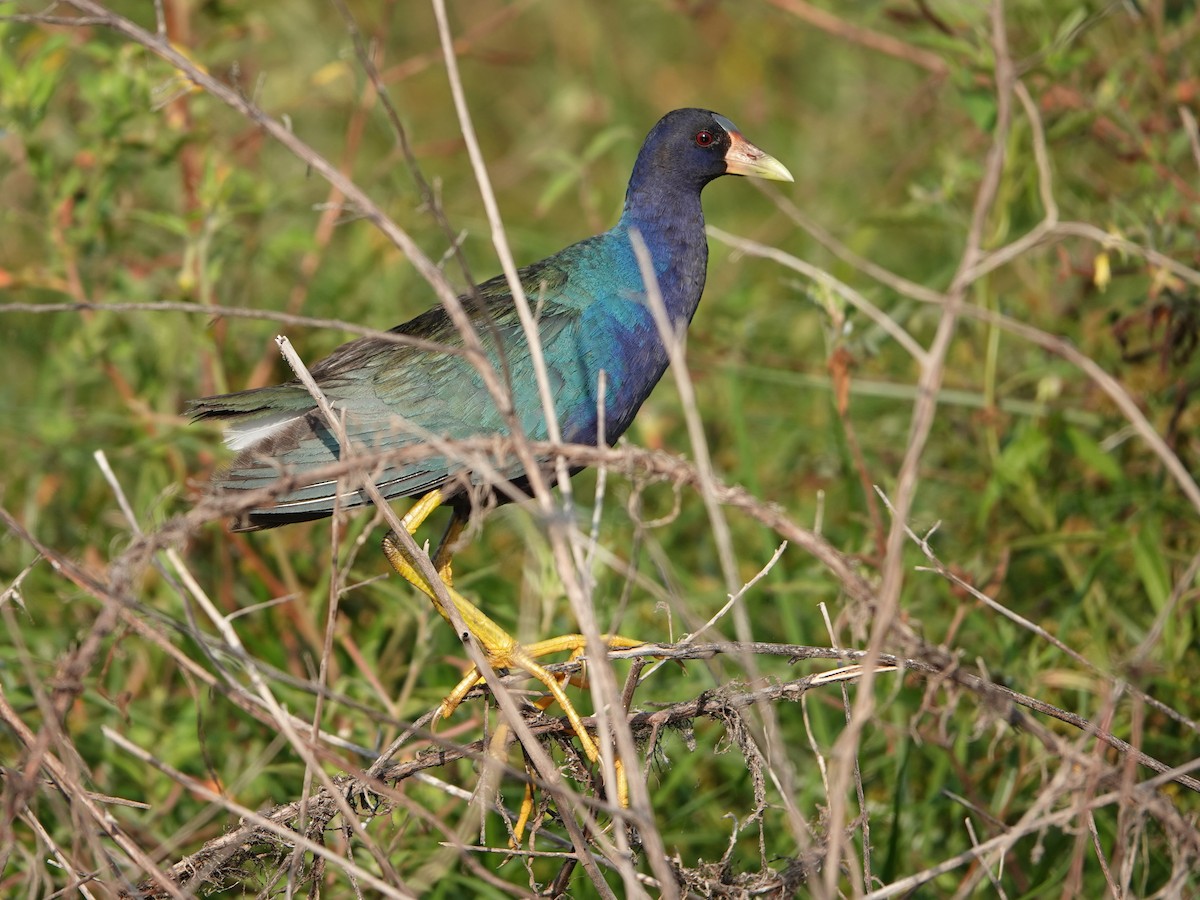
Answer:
[{"xmin": 724, "ymin": 132, "xmax": 794, "ymax": 183}]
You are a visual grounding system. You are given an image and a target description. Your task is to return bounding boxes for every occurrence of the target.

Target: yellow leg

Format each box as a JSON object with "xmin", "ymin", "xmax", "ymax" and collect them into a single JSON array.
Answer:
[
  {"xmin": 381, "ymin": 490, "xmax": 640, "ymax": 806},
  {"xmin": 513, "ymin": 773, "xmax": 536, "ymax": 844},
  {"xmin": 431, "ymin": 511, "xmax": 463, "ymax": 586}
]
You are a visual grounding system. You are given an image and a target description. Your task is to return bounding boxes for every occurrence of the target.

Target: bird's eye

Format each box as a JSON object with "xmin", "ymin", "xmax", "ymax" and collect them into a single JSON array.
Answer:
[{"xmin": 694, "ymin": 130, "xmax": 715, "ymax": 147}]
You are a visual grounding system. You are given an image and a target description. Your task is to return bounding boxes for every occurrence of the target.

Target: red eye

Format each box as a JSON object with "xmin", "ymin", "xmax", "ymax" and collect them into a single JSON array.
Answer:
[{"xmin": 694, "ymin": 130, "xmax": 715, "ymax": 147}]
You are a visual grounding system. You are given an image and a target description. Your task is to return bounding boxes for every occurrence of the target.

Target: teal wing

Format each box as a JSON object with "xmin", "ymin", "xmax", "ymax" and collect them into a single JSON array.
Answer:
[{"xmin": 190, "ymin": 253, "xmax": 590, "ymax": 528}]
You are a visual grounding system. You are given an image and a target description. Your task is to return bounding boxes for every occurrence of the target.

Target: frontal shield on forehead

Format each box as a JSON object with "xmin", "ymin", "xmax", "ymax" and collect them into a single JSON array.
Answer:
[{"xmin": 713, "ymin": 113, "xmax": 740, "ymax": 135}]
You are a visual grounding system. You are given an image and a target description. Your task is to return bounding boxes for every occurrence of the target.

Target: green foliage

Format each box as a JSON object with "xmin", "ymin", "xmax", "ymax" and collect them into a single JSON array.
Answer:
[{"xmin": 2, "ymin": 1, "xmax": 1199, "ymax": 897}]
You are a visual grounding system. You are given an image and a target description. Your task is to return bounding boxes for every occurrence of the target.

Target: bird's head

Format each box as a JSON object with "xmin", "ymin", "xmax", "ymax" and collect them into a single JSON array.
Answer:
[{"xmin": 633, "ymin": 108, "xmax": 794, "ymax": 191}]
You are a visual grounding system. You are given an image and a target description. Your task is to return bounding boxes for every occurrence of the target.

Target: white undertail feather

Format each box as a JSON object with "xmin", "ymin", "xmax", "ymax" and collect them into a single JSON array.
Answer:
[{"xmin": 223, "ymin": 412, "xmax": 305, "ymax": 452}]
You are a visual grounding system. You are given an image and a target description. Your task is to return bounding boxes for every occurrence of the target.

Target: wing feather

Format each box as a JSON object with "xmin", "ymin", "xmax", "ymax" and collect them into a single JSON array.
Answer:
[{"xmin": 191, "ymin": 253, "xmax": 595, "ymax": 529}]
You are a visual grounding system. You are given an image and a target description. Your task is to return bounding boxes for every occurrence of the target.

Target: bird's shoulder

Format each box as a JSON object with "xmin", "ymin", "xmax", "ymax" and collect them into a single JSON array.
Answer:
[
  {"xmin": 308, "ymin": 234, "xmax": 626, "ymax": 386},
  {"xmin": 441, "ymin": 230, "xmax": 627, "ymax": 326}
]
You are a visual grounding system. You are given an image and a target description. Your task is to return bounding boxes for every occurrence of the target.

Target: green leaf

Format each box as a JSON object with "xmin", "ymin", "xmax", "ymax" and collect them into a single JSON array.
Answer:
[
  {"xmin": 994, "ymin": 423, "xmax": 1051, "ymax": 485},
  {"xmin": 1065, "ymin": 426, "xmax": 1122, "ymax": 483},
  {"xmin": 1131, "ymin": 520, "xmax": 1170, "ymax": 613},
  {"xmin": 962, "ymin": 89, "xmax": 997, "ymax": 133}
]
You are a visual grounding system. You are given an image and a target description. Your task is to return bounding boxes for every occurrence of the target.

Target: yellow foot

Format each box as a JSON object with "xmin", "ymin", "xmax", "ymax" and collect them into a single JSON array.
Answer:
[
  {"xmin": 504, "ymin": 686, "xmax": 626, "ymax": 846},
  {"xmin": 438, "ymin": 632, "xmax": 643, "ymax": 810},
  {"xmin": 381, "ymin": 490, "xmax": 642, "ymax": 812},
  {"xmin": 439, "ymin": 633, "xmax": 645, "ymax": 719}
]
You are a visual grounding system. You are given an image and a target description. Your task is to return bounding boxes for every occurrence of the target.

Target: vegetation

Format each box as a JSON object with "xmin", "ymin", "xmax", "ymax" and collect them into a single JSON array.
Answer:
[{"xmin": 2, "ymin": 1, "xmax": 1198, "ymax": 896}]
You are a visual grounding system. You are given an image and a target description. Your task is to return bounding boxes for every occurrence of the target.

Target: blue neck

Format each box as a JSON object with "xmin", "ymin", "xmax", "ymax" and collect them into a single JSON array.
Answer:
[
  {"xmin": 616, "ymin": 173, "xmax": 710, "ymax": 329},
  {"xmin": 546, "ymin": 154, "xmax": 717, "ymax": 446}
]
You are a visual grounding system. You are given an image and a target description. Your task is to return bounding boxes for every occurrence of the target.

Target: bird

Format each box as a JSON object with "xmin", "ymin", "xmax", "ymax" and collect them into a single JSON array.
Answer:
[{"xmin": 190, "ymin": 108, "xmax": 791, "ymax": 799}]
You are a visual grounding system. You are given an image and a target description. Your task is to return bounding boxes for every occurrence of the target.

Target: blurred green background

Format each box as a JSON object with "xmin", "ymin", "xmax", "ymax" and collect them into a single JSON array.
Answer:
[{"xmin": 2, "ymin": 0, "xmax": 1199, "ymax": 896}]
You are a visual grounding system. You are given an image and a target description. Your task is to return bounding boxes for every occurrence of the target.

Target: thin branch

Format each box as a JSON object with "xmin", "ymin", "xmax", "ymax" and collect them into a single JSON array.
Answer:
[
  {"xmin": 709, "ymin": 225, "xmax": 928, "ymax": 364},
  {"xmin": 764, "ymin": 0, "xmax": 950, "ymax": 75},
  {"xmin": 635, "ymin": 228, "xmax": 812, "ymax": 854},
  {"xmin": 824, "ymin": 5, "xmax": 1016, "ymax": 891},
  {"xmin": 101, "ymin": 727, "xmax": 416, "ymax": 900}
]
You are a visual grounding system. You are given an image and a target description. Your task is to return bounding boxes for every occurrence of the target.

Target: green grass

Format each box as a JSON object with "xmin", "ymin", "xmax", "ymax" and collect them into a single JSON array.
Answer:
[{"xmin": 2, "ymin": 1, "xmax": 1199, "ymax": 897}]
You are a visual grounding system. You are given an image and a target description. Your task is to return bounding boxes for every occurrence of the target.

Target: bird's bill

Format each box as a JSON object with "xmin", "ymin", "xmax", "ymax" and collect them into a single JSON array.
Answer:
[{"xmin": 724, "ymin": 132, "xmax": 794, "ymax": 182}]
